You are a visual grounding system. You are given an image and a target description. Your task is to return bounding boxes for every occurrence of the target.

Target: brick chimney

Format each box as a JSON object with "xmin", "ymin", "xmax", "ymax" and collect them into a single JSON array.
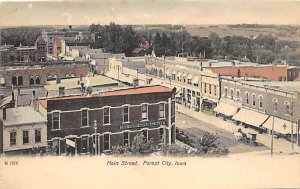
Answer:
[{"xmin": 59, "ymin": 87, "xmax": 65, "ymax": 96}]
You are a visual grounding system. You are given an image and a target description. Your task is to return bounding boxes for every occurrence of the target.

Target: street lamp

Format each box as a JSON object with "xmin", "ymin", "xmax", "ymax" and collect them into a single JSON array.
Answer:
[{"xmin": 93, "ymin": 120, "xmax": 98, "ymax": 155}]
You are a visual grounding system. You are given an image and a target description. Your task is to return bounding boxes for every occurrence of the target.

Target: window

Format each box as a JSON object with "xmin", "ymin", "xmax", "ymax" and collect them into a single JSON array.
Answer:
[
  {"xmin": 123, "ymin": 132, "xmax": 129, "ymax": 147},
  {"xmin": 35, "ymin": 76, "xmax": 40, "ymax": 85},
  {"xmin": 141, "ymin": 104, "xmax": 148, "ymax": 120},
  {"xmin": 142, "ymin": 130, "xmax": 148, "ymax": 142},
  {"xmin": 285, "ymin": 102, "xmax": 290, "ymax": 114},
  {"xmin": 214, "ymin": 85, "xmax": 217, "ymax": 96},
  {"xmin": 273, "ymin": 99, "xmax": 278, "ymax": 112},
  {"xmin": 236, "ymin": 90, "xmax": 240, "ymax": 101},
  {"xmin": 245, "ymin": 92, "xmax": 249, "ymax": 104},
  {"xmin": 10, "ymin": 132, "xmax": 16, "ymax": 146},
  {"xmin": 12, "ymin": 76, "xmax": 17, "ymax": 86},
  {"xmin": 230, "ymin": 89, "xmax": 234, "ymax": 100},
  {"xmin": 103, "ymin": 107, "xmax": 110, "ymax": 125},
  {"xmin": 81, "ymin": 136, "xmax": 89, "ymax": 153},
  {"xmin": 224, "ymin": 88, "xmax": 228, "ymax": 98},
  {"xmin": 35, "ymin": 130, "xmax": 41, "ymax": 143},
  {"xmin": 204, "ymin": 83, "xmax": 207, "ymax": 93},
  {"xmin": 159, "ymin": 103, "xmax": 165, "ymax": 119},
  {"xmin": 52, "ymin": 112, "xmax": 60, "ymax": 130},
  {"xmin": 103, "ymin": 134, "xmax": 110, "ymax": 151},
  {"xmin": 159, "ymin": 128, "xmax": 164, "ymax": 143},
  {"xmin": 123, "ymin": 106, "xmax": 129, "ymax": 123},
  {"xmin": 259, "ymin": 96, "xmax": 263, "ymax": 108},
  {"xmin": 252, "ymin": 94, "xmax": 256, "ymax": 106},
  {"xmin": 18, "ymin": 76, "xmax": 23, "ymax": 86},
  {"xmin": 29, "ymin": 76, "xmax": 35, "ymax": 85},
  {"xmin": 81, "ymin": 109, "xmax": 88, "ymax": 126},
  {"xmin": 23, "ymin": 131, "xmax": 29, "ymax": 144},
  {"xmin": 209, "ymin": 85, "xmax": 212, "ymax": 95}
]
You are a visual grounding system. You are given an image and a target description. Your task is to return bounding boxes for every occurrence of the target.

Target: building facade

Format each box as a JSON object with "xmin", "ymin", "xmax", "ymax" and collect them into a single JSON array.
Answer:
[
  {"xmin": 0, "ymin": 106, "xmax": 47, "ymax": 155},
  {"xmin": 0, "ymin": 61, "xmax": 89, "ymax": 87},
  {"xmin": 38, "ymin": 85, "xmax": 176, "ymax": 155}
]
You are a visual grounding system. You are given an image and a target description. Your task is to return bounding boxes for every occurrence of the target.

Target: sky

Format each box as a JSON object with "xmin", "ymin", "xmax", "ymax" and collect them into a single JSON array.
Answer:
[{"xmin": 0, "ymin": 0, "xmax": 300, "ymax": 26}]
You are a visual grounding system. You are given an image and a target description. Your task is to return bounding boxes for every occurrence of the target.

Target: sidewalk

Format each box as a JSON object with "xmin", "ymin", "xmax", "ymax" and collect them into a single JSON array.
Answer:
[{"xmin": 176, "ymin": 104, "xmax": 300, "ymax": 155}]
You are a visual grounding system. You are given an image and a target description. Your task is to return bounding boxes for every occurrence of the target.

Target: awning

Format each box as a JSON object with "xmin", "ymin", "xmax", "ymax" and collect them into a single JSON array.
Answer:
[
  {"xmin": 187, "ymin": 74, "xmax": 192, "ymax": 79},
  {"xmin": 262, "ymin": 116, "xmax": 295, "ymax": 135},
  {"xmin": 214, "ymin": 102, "xmax": 238, "ymax": 117},
  {"xmin": 232, "ymin": 108, "xmax": 269, "ymax": 127},
  {"xmin": 192, "ymin": 76, "xmax": 199, "ymax": 83}
]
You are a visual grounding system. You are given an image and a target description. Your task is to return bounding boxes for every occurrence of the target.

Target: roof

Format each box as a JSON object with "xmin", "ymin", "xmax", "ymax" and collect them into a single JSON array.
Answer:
[
  {"xmin": 132, "ymin": 48, "xmax": 144, "ymax": 54},
  {"xmin": 2, "ymin": 106, "xmax": 47, "ymax": 126},
  {"xmin": 36, "ymin": 36, "xmax": 46, "ymax": 44},
  {"xmin": 39, "ymin": 85, "xmax": 172, "ymax": 108},
  {"xmin": 45, "ymin": 75, "xmax": 118, "ymax": 91},
  {"xmin": 105, "ymin": 85, "xmax": 172, "ymax": 96},
  {"xmin": 16, "ymin": 88, "xmax": 48, "ymax": 107}
]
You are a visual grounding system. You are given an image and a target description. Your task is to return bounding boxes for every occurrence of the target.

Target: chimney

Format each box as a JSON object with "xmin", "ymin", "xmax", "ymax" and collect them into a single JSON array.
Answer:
[
  {"xmin": 59, "ymin": 87, "xmax": 65, "ymax": 96},
  {"xmin": 69, "ymin": 25, "xmax": 72, "ymax": 30},
  {"xmin": 32, "ymin": 90, "xmax": 37, "ymax": 111},
  {"xmin": 32, "ymin": 90, "xmax": 36, "ymax": 100},
  {"xmin": 133, "ymin": 78, "xmax": 139, "ymax": 88},
  {"xmin": 56, "ymin": 77, "xmax": 61, "ymax": 84},
  {"xmin": 2, "ymin": 106, "xmax": 6, "ymax": 120},
  {"xmin": 232, "ymin": 61, "xmax": 235, "ymax": 67}
]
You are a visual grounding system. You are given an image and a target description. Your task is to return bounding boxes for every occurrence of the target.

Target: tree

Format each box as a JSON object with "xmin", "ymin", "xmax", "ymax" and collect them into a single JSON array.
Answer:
[{"xmin": 130, "ymin": 133, "xmax": 155, "ymax": 155}]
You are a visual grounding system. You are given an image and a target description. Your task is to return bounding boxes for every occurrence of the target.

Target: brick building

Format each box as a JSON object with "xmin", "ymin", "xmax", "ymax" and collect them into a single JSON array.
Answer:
[
  {"xmin": 0, "ymin": 61, "xmax": 89, "ymax": 87},
  {"xmin": 0, "ymin": 36, "xmax": 47, "ymax": 64},
  {"xmin": 208, "ymin": 65, "xmax": 300, "ymax": 81},
  {"xmin": 38, "ymin": 85, "xmax": 176, "ymax": 155}
]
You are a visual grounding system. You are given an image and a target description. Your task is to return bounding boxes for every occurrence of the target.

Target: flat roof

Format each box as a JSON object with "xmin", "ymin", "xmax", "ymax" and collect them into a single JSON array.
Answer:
[
  {"xmin": 45, "ymin": 75, "xmax": 118, "ymax": 91},
  {"xmin": 2, "ymin": 106, "xmax": 47, "ymax": 126},
  {"xmin": 39, "ymin": 85, "xmax": 172, "ymax": 109}
]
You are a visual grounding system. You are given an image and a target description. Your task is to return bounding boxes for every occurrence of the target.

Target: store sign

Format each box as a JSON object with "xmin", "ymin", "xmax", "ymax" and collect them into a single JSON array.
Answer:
[{"xmin": 120, "ymin": 121, "xmax": 165, "ymax": 130}]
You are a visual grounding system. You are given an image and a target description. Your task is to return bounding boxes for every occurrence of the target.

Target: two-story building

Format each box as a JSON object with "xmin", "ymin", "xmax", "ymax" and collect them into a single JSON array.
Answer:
[
  {"xmin": 38, "ymin": 85, "xmax": 176, "ymax": 155},
  {"xmin": 0, "ymin": 106, "xmax": 47, "ymax": 155}
]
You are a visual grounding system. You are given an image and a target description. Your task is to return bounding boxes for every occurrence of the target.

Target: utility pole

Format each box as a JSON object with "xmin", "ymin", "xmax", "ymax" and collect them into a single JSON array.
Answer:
[
  {"xmin": 271, "ymin": 115, "xmax": 275, "ymax": 156},
  {"xmin": 291, "ymin": 101, "xmax": 295, "ymax": 151},
  {"xmin": 93, "ymin": 120, "xmax": 98, "ymax": 155}
]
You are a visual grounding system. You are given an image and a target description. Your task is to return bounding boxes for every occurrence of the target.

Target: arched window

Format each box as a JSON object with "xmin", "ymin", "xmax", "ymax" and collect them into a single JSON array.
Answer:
[
  {"xmin": 273, "ymin": 98, "xmax": 278, "ymax": 112},
  {"xmin": 17, "ymin": 76, "xmax": 23, "ymax": 86},
  {"xmin": 252, "ymin": 94, "xmax": 256, "ymax": 106},
  {"xmin": 35, "ymin": 76, "xmax": 40, "ymax": 85},
  {"xmin": 71, "ymin": 73, "xmax": 75, "ymax": 77},
  {"xmin": 53, "ymin": 74, "xmax": 58, "ymax": 78},
  {"xmin": 245, "ymin": 92, "xmax": 249, "ymax": 104},
  {"xmin": 12, "ymin": 76, "xmax": 17, "ymax": 86},
  {"xmin": 65, "ymin": 74, "xmax": 70, "ymax": 78},
  {"xmin": 29, "ymin": 76, "xmax": 35, "ymax": 85},
  {"xmin": 48, "ymin": 75, "xmax": 53, "ymax": 79}
]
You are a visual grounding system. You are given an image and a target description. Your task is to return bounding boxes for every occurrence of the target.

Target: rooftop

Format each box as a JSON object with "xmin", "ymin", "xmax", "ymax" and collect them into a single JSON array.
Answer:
[
  {"xmin": 45, "ymin": 75, "xmax": 118, "ymax": 91},
  {"xmin": 39, "ymin": 85, "xmax": 172, "ymax": 108},
  {"xmin": 2, "ymin": 106, "xmax": 47, "ymax": 126}
]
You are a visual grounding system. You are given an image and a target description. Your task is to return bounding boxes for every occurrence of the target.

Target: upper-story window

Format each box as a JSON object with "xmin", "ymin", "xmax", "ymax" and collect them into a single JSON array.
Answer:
[
  {"xmin": 35, "ymin": 129, "xmax": 41, "ymax": 143},
  {"xmin": 224, "ymin": 88, "xmax": 228, "ymax": 98},
  {"xmin": 10, "ymin": 131, "xmax": 16, "ymax": 146},
  {"xmin": 230, "ymin": 89, "xmax": 234, "ymax": 100},
  {"xmin": 123, "ymin": 106, "xmax": 129, "ymax": 123},
  {"xmin": 245, "ymin": 92, "xmax": 249, "ymax": 104},
  {"xmin": 159, "ymin": 103, "xmax": 165, "ymax": 119},
  {"xmin": 81, "ymin": 109, "xmax": 88, "ymax": 127},
  {"xmin": 252, "ymin": 94, "xmax": 256, "ymax": 106},
  {"xmin": 285, "ymin": 101, "xmax": 290, "ymax": 114},
  {"xmin": 23, "ymin": 131, "xmax": 29, "ymax": 144},
  {"xmin": 209, "ymin": 85, "xmax": 212, "ymax": 95},
  {"xmin": 236, "ymin": 90, "xmax": 240, "ymax": 101},
  {"xmin": 259, "ymin": 96, "xmax": 263, "ymax": 108},
  {"xmin": 273, "ymin": 98, "xmax": 278, "ymax": 112},
  {"xmin": 142, "ymin": 104, "xmax": 148, "ymax": 120},
  {"xmin": 103, "ymin": 107, "xmax": 110, "ymax": 125},
  {"xmin": 214, "ymin": 85, "xmax": 217, "ymax": 96},
  {"xmin": 52, "ymin": 112, "xmax": 60, "ymax": 130},
  {"xmin": 204, "ymin": 83, "xmax": 207, "ymax": 93}
]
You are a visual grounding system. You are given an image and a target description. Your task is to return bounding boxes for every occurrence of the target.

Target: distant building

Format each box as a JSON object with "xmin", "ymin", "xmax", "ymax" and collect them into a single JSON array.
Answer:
[
  {"xmin": 0, "ymin": 106, "xmax": 47, "ymax": 155},
  {"xmin": 38, "ymin": 85, "xmax": 176, "ymax": 155},
  {"xmin": 0, "ymin": 61, "xmax": 89, "ymax": 87},
  {"xmin": 0, "ymin": 36, "xmax": 47, "ymax": 63},
  {"xmin": 132, "ymin": 41, "xmax": 152, "ymax": 56}
]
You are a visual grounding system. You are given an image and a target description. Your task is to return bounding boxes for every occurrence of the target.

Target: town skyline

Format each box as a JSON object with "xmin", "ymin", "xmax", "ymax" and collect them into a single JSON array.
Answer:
[{"xmin": 1, "ymin": 0, "xmax": 300, "ymax": 26}]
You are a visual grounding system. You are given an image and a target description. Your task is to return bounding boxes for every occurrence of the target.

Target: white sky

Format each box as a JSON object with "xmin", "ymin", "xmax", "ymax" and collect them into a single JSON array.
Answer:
[{"xmin": 0, "ymin": 0, "xmax": 300, "ymax": 26}]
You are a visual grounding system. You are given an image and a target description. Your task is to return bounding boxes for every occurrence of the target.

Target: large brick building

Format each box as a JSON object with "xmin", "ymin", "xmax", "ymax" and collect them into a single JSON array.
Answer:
[
  {"xmin": 0, "ymin": 36, "xmax": 47, "ymax": 64},
  {"xmin": 0, "ymin": 61, "xmax": 89, "ymax": 87},
  {"xmin": 38, "ymin": 85, "xmax": 176, "ymax": 155},
  {"xmin": 208, "ymin": 65, "xmax": 300, "ymax": 81}
]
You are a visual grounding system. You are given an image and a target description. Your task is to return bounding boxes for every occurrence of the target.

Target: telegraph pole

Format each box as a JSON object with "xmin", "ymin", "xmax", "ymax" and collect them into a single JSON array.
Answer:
[{"xmin": 271, "ymin": 115, "xmax": 275, "ymax": 156}]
